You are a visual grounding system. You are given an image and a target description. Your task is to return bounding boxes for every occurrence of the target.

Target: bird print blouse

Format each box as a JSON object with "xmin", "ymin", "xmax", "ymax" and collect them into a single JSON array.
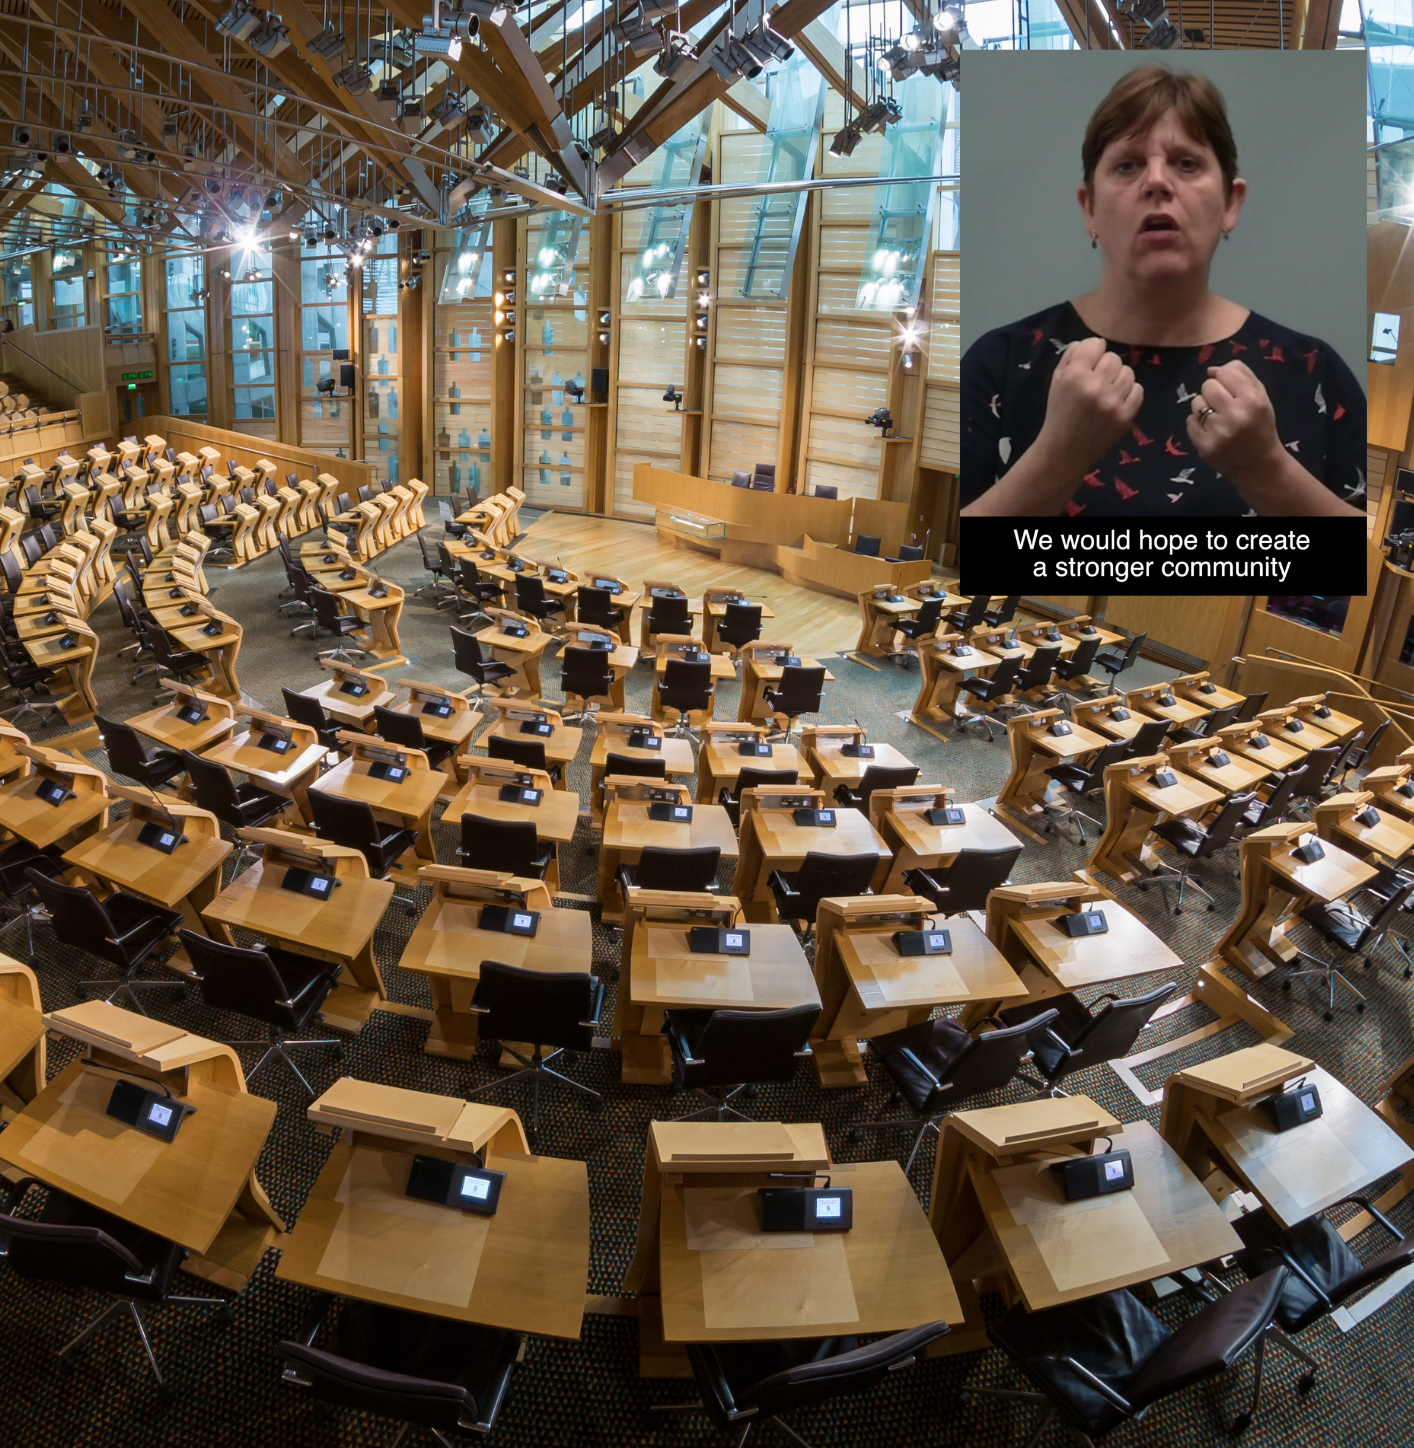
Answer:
[{"xmin": 960, "ymin": 302, "xmax": 1367, "ymax": 516}]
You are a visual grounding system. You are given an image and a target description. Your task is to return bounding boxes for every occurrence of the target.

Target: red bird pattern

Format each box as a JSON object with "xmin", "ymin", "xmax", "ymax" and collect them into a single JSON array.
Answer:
[{"xmin": 960, "ymin": 303, "xmax": 1367, "ymax": 515}]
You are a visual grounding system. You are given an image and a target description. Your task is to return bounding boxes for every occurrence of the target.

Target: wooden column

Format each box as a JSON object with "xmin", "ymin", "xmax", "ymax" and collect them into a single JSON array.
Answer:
[
  {"xmin": 585, "ymin": 213, "xmax": 613, "ymax": 514},
  {"xmin": 272, "ymin": 238, "xmax": 299, "ymax": 446},
  {"xmin": 206, "ymin": 262, "xmax": 232, "ymax": 431},
  {"xmin": 491, "ymin": 218, "xmax": 518, "ymax": 496},
  {"xmin": 402, "ymin": 232, "xmax": 426, "ymax": 491}
]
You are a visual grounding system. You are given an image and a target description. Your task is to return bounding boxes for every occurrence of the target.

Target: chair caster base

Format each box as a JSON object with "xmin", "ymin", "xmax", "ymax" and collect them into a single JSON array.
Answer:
[
  {"xmin": 1298, "ymin": 1371, "xmax": 1317, "ymax": 1394},
  {"xmin": 846, "ymin": 1128, "xmax": 861, "ymax": 1144},
  {"xmin": 1323, "ymin": 1010, "xmax": 1333, "ymax": 1022},
  {"xmin": 214, "ymin": 1303, "xmax": 236, "ymax": 1327},
  {"xmin": 157, "ymin": 1384, "xmax": 178, "ymax": 1406},
  {"xmin": 1229, "ymin": 1411, "xmax": 1251, "ymax": 1436},
  {"xmin": 1356, "ymin": 1001, "xmax": 1365, "ymax": 1012}
]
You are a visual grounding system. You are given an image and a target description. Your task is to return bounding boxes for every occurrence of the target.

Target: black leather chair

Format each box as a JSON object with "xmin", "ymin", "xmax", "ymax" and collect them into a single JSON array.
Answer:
[
  {"xmin": 663, "ymin": 1003, "xmax": 819, "ymax": 1121},
  {"xmin": 1095, "ymin": 631, "xmax": 1147, "ymax": 682},
  {"xmin": 1229, "ymin": 1193, "xmax": 1414, "ymax": 1357},
  {"xmin": 1234, "ymin": 689, "xmax": 1269, "ymax": 723},
  {"xmin": 956, "ymin": 654, "xmax": 1024, "ymax": 741},
  {"xmin": 672, "ymin": 1323, "xmax": 948, "ymax": 1446},
  {"xmin": 26, "ymin": 871, "xmax": 185, "ymax": 1015},
  {"xmin": 982, "ymin": 594, "xmax": 1022, "ymax": 628},
  {"xmin": 468, "ymin": 960, "xmax": 604, "ymax": 1136},
  {"xmin": 1042, "ymin": 739, "xmax": 1132, "ymax": 841},
  {"xmin": 604, "ymin": 751, "xmax": 666, "ymax": 781},
  {"xmin": 449, "ymin": 551, "xmax": 501, "ymax": 627},
  {"xmin": 902, "ymin": 844, "xmax": 1023, "ymax": 915},
  {"xmin": 975, "ymin": 1269, "xmax": 1297, "ymax": 1441},
  {"xmin": 1124, "ymin": 717, "xmax": 1173, "ymax": 758},
  {"xmin": 145, "ymin": 627, "xmax": 210, "ymax": 699},
  {"xmin": 1053, "ymin": 635, "xmax": 1102, "ymax": 699},
  {"xmin": 278, "ymin": 1297, "xmax": 521, "ymax": 1439},
  {"xmin": 458, "ymin": 814, "xmax": 554, "ymax": 878},
  {"xmin": 761, "ymin": 664, "xmax": 826, "ymax": 742},
  {"xmin": 1286, "ymin": 874, "xmax": 1414, "ymax": 1019},
  {"xmin": 307, "ymin": 790, "xmax": 420, "ymax": 914},
  {"xmin": 575, "ymin": 584, "xmax": 624, "ymax": 631},
  {"xmin": 1332, "ymin": 718, "xmax": 1392, "ymax": 790},
  {"xmin": 178, "ymin": 929, "xmax": 342, "ymax": 1095},
  {"xmin": 895, "ymin": 598, "xmax": 944, "ymax": 664},
  {"xmin": 1281, "ymin": 744, "xmax": 1341, "ymax": 817},
  {"xmin": 718, "ymin": 767, "xmax": 798, "ymax": 828},
  {"xmin": 1168, "ymin": 702, "xmax": 1241, "ymax": 745},
  {"xmin": 0, "ymin": 1178, "xmax": 236, "ymax": 1401},
  {"xmin": 559, "ymin": 645, "xmax": 617, "ymax": 724},
  {"xmin": 852, "ymin": 534, "xmax": 881, "ymax": 557},
  {"xmin": 96, "ymin": 713, "xmax": 186, "ymax": 792},
  {"xmin": 717, "ymin": 602, "xmax": 762, "ymax": 654},
  {"xmin": 833, "ymin": 763, "xmax": 919, "ymax": 813},
  {"xmin": 768, "ymin": 852, "xmax": 878, "ymax": 936},
  {"xmin": 415, "ymin": 529, "xmax": 453, "ymax": 600},
  {"xmin": 309, "ymin": 586, "xmax": 369, "ymax": 664},
  {"xmin": 946, "ymin": 593, "xmax": 990, "ymax": 634},
  {"xmin": 851, "ymin": 1012, "xmax": 1060, "ymax": 1172},
  {"xmin": 487, "ymin": 731, "xmax": 563, "ymax": 784},
  {"xmin": 999, "ymin": 982, "xmax": 1179, "ymax": 1096},
  {"xmin": 1234, "ymin": 769, "xmax": 1298, "ymax": 835},
  {"xmin": 373, "ymin": 703, "xmax": 456, "ymax": 772},
  {"xmin": 0, "ymin": 635, "xmax": 61, "ymax": 729},
  {"xmin": 280, "ymin": 688, "xmax": 343, "ymax": 752},
  {"xmin": 1014, "ymin": 644, "xmax": 1063, "ymax": 704},
  {"xmin": 451, "ymin": 624, "xmax": 516, "ymax": 697},
  {"xmin": 1143, "ymin": 791, "xmax": 1254, "ymax": 914},
  {"xmin": 0, "ymin": 841, "xmax": 66, "ymax": 954},
  {"xmin": 645, "ymin": 592, "xmax": 691, "ymax": 643},
  {"xmin": 730, "ymin": 469, "xmax": 752, "ymax": 488},
  {"xmin": 617, "ymin": 845, "xmax": 721, "ymax": 903},
  {"xmin": 659, "ymin": 658, "xmax": 713, "ymax": 739},
  {"xmin": 514, "ymin": 573, "xmax": 566, "ymax": 625},
  {"xmin": 180, "ymin": 750, "xmax": 288, "ymax": 874}
]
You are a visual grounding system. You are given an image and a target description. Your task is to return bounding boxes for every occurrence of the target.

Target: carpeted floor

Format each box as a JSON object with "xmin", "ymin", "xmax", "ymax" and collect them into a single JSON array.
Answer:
[{"xmin": 2, "ymin": 513, "xmax": 1412, "ymax": 1447}]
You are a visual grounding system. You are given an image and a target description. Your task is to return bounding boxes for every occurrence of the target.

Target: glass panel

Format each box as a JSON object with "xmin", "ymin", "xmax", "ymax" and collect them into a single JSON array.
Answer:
[
  {"xmin": 168, "ymin": 364, "xmax": 208, "ymax": 417},
  {"xmin": 527, "ymin": 211, "xmax": 585, "ymax": 301},
  {"xmin": 231, "ymin": 280, "xmax": 274, "ymax": 315},
  {"xmin": 165, "ymin": 255, "xmax": 204, "ymax": 309},
  {"xmin": 232, "ymin": 348, "xmax": 276, "ymax": 385},
  {"xmin": 624, "ymin": 116, "xmax": 707, "ymax": 304},
  {"xmin": 105, "ymin": 258, "xmax": 141, "ymax": 294},
  {"xmin": 437, "ymin": 223, "xmax": 493, "ymax": 303},
  {"xmin": 1372, "ymin": 311, "xmax": 1402, "ymax": 364},
  {"xmin": 107, "ymin": 294, "xmax": 141, "ymax": 329},
  {"xmin": 232, "ymin": 386, "xmax": 277, "ymax": 432},
  {"xmin": 300, "ymin": 305, "xmax": 349, "ymax": 353},
  {"xmin": 52, "ymin": 275, "xmax": 85, "ymax": 329},
  {"xmin": 167, "ymin": 310, "xmax": 206, "ymax": 362},
  {"xmin": 1264, "ymin": 596, "xmax": 1351, "ymax": 637}
]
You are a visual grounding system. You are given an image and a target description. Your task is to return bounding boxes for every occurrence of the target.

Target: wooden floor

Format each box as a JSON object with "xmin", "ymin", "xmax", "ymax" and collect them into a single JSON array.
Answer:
[{"xmin": 517, "ymin": 510, "xmax": 868, "ymax": 658}]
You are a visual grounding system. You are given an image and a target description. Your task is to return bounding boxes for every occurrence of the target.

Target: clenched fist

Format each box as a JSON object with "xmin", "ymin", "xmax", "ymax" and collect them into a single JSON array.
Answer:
[
  {"xmin": 1184, "ymin": 361, "xmax": 1283, "ymax": 482},
  {"xmin": 1035, "ymin": 336, "xmax": 1144, "ymax": 480}
]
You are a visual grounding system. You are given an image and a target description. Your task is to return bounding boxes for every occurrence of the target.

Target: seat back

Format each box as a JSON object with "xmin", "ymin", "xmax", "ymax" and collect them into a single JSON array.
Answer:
[
  {"xmin": 1247, "ymin": 769, "xmax": 1298, "ymax": 828},
  {"xmin": 1060, "ymin": 635, "xmax": 1100, "ymax": 676},
  {"xmin": 474, "ymin": 959, "xmax": 597, "ymax": 1051},
  {"xmin": 923, "ymin": 845, "xmax": 1022, "ymax": 913},
  {"xmin": 1347, "ymin": 717, "xmax": 1391, "ymax": 771},
  {"xmin": 1120, "ymin": 631, "xmax": 1148, "ymax": 668},
  {"xmin": 1285, "ymin": 744, "xmax": 1339, "ymax": 802},
  {"xmin": 812, "ymin": 485, "xmax": 838, "ymax": 499},
  {"xmin": 604, "ymin": 752, "xmax": 666, "ymax": 779},
  {"xmin": 1059, "ymin": 983, "xmax": 1179, "ymax": 1079},
  {"xmin": 418, "ymin": 531, "xmax": 441, "ymax": 570},
  {"xmin": 682, "ymin": 1004, "xmax": 820, "ymax": 1087},
  {"xmin": 450, "ymin": 625, "xmax": 486, "ymax": 677},
  {"xmin": 26, "ymin": 871, "xmax": 118, "ymax": 962},
  {"xmin": 514, "ymin": 574, "xmax": 547, "ymax": 610},
  {"xmin": 731, "ymin": 767, "xmax": 798, "ymax": 799},
  {"xmin": 282, "ymin": 687, "xmax": 334, "ymax": 739},
  {"xmin": 985, "ymin": 594, "xmax": 1022, "ymax": 625},
  {"xmin": 179, "ymin": 928, "xmax": 294, "ymax": 1022},
  {"xmin": 576, "ymin": 585, "xmax": 617, "ymax": 626},
  {"xmin": 632, "ymin": 845, "xmax": 720, "ymax": 892},
  {"xmin": 767, "ymin": 664, "xmax": 826, "ymax": 717},
  {"xmin": 956, "ymin": 594, "xmax": 990, "ymax": 631},
  {"xmin": 648, "ymin": 594, "xmax": 690, "ymax": 635},
  {"xmin": 936, "ymin": 1012, "xmax": 1059, "ymax": 1106},
  {"xmin": 730, "ymin": 470, "xmax": 752, "ymax": 488},
  {"xmin": 309, "ymin": 789, "xmax": 383, "ymax": 859},
  {"xmin": 1196, "ymin": 791, "xmax": 1255, "ymax": 855},
  {"xmin": 851, "ymin": 764, "xmax": 920, "ymax": 808},
  {"xmin": 752, "ymin": 462, "xmax": 776, "ymax": 488},
  {"xmin": 785, "ymin": 852, "xmax": 879, "ymax": 918},
  {"xmin": 459, "ymin": 815, "xmax": 544, "ymax": 875},
  {"xmin": 487, "ymin": 734, "xmax": 547, "ymax": 772},
  {"xmin": 96, "ymin": 713, "xmax": 157, "ymax": 781},
  {"xmin": 373, "ymin": 704, "xmax": 427, "ymax": 752},
  {"xmin": 110, "ymin": 577, "xmax": 138, "ymax": 631},
  {"xmin": 1018, "ymin": 644, "xmax": 1062, "ymax": 690},
  {"xmin": 660, "ymin": 658, "xmax": 713, "ymax": 711},
  {"xmin": 911, "ymin": 598, "xmax": 943, "ymax": 633},
  {"xmin": 4, "ymin": 1211, "xmax": 150, "ymax": 1295},
  {"xmin": 310, "ymin": 586, "xmax": 346, "ymax": 631},
  {"xmin": 895, "ymin": 544, "xmax": 924, "ymax": 561},
  {"xmin": 180, "ymin": 750, "xmax": 244, "ymax": 822},
  {"xmin": 970, "ymin": 653, "xmax": 1023, "ymax": 696},
  {"xmin": 1077, "ymin": 740, "xmax": 1133, "ymax": 789},
  {"xmin": 1198, "ymin": 703, "xmax": 1241, "ymax": 736},
  {"xmin": 1234, "ymin": 689, "xmax": 1268, "ymax": 723},
  {"xmin": 1358, "ymin": 874, "xmax": 1414, "ymax": 947},
  {"xmin": 853, "ymin": 535, "xmax": 881, "ymax": 557},
  {"xmin": 277, "ymin": 1340, "xmax": 476, "ymax": 1432},
  {"xmin": 1126, "ymin": 718, "xmax": 1172, "ymax": 757},
  {"xmin": 561, "ymin": 645, "xmax": 615, "ymax": 700},
  {"xmin": 719, "ymin": 603, "xmax": 762, "ymax": 647}
]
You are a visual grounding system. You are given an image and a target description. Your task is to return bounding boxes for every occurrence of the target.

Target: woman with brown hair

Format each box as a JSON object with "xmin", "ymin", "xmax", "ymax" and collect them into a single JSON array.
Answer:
[{"xmin": 960, "ymin": 66, "xmax": 1365, "ymax": 518}]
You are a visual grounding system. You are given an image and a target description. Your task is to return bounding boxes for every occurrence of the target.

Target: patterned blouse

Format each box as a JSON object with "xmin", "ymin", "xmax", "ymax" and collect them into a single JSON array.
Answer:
[{"xmin": 960, "ymin": 302, "xmax": 1367, "ymax": 516}]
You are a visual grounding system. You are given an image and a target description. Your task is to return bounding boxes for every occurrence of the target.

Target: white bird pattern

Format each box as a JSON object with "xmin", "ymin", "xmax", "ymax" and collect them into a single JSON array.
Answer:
[
  {"xmin": 1176, "ymin": 383, "xmax": 1199, "ymax": 406},
  {"xmin": 1343, "ymin": 469, "xmax": 1365, "ymax": 501},
  {"xmin": 999, "ymin": 438, "xmax": 1012, "ymax": 466},
  {"xmin": 989, "ymin": 393, "xmax": 1000, "ymax": 419},
  {"xmin": 1314, "ymin": 383, "xmax": 1326, "ymax": 415},
  {"xmin": 1169, "ymin": 467, "xmax": 1196, "ymax": 486}
]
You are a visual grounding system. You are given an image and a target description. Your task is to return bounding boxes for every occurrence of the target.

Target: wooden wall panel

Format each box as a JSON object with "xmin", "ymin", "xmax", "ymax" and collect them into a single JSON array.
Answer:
[
  {"xmin": 919, "ymin": 385, "xmax": 958, "ymax": 471},
  {"xmin": 1237, "ymin": 548, "xmax": 1383, "ymax": 675},
  {"xmin": 1098, "ymin": 594, "xmax": 1252, "ymax": 667},
  {"xmin": 144, "ymin": 415, "xmax": 374, "ymax": 491}
]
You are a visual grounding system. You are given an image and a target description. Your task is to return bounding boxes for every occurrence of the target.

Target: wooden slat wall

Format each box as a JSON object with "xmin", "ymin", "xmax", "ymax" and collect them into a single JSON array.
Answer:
[
  {"xmin": 431, "ymin": 280, "xmax": 494, "ymax": 501},
  {"xmin": 796, "ymin": 95, "xmax": 892, "ymax": 501},
  {"xmin": 1369, "ymin": 445, "xmax": 1392, "ymax": 539},
  {"xmin": 918, "ymin": 251, "xmax": 959, "ymax": 472},
  {"xmin": 609, "ymin": 203, "xmax": 688, "ymax": 518},
  {"xmin": 703, "ymin": 130, "xmax": 791, "ymax": 485}
]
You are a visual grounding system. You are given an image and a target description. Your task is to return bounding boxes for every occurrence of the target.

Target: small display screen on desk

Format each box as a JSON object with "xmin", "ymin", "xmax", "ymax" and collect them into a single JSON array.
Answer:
[
  {"xmin": 498, "ymin": 784, "xmax": 542, "ymax": 806},
  {"xmin": 894, "ymin": 928, "xmax": 951, "ymax": 956},
  {"xmin": 338, "ymin": 567, "xmax": 357, "ymax": 580},
  {"xmin": 1058, "ymin": 909, "xmax": 1107, "ymax": 938},
  {"xmin": 1199, "ymin": 681, "xmax": 1218, "ymax": 693},
  {"xmin": 175, "ymin": 704, "xmax": 207, "ymax": 725},
  {"xmin": 1284, "ymin": 718, "xmax": 1305, "ymax": 732},
  {"xmin": 1292, "ymin": 833, "xmax": 1325, "ymax": 864},
  {"xmin": 649, "ymin": 801, "xmax": 693, "ymax": 823},
  {"xmin": 35, "ymin": 779, "xmax": 72, "ymax": 807},
  {"xmin": 1250, "ymin": 733, "xmax": 1272, "ymax": 750},
  {"xmin": 258, "ymin": 733, "xmax": 293, "ymax": 754},
  {"xmin": 520, "ymin": 718, "xmax": 553, "ymax": 735},
  {"xmin": 579, "ymin": 634, "xmax": 612, "ymax": 650},
  {"xmin": 201, "ymin": 621, "xmax": 223, "ymax": 637},
  {"xmin": 179, "ymin": 604, "xmax": 198, "ymax": 617},
  {"xmin": 1048, "ymin": 721, "xmax": 1073, "ymax": 737},
  {"xmin": 341, "ymin": 681, "xmax": 368, "ymax": 697},
  {"xmin": 168, "ymin": 587, "xmax": 182, "ymax": 598},
  {"xmin": 1313, "ymin": 705, "xmax": 1332, "ymax": 718},
  {"xmin": 649, "ymin": 587, "xmax": 682, "ymax": 599},
  {"xmin": 1156, "ymin": 692, "xmax": 1177, "ymax": 707},
  {"xmin": 281, "ymin": 868, "xmax": 338, "ymax": 899},
  {"xmin": 367, "ymin": 761, "xmax": 408, "ymax": 782},
  {"xmin": 689, "ymin": 926, "xmax": 749, "ymax": 955},
  {"xmin": 949, "ymin": 644, "xmax": 973, "ymax": 657},
  {"xmin": 760, "ymin": 1185, "xmax": 853, "ymax": 1233},
  {"xmin": 405, "ymin": 1154, "xmax": 504, "ymax": 1216},
  {"xmin": 737, "ymin": 740, "xmax": 772, "ymax": 757},
  {"xmin": 1208, "ymin": 749, "xmax": 1231, "ymax": 767},
  {"xmin": 792, "ymin": 807, "xmax": 836, "ymax": 827},
  {"xmin": 841, "ymin": 741, "xmax": 874, "ymax": 758},
  {"xmin": 368, "ymin": 583, "xmax": 389, "ymax": 598},
  {"xmin": 501, "ymin": 623, "xmax": 529, "ymax": 638},
  {"xmin": 546, "ymin": 569, "xmax": 568, "ymax": 583},
  {"xmin": 926, "ymin": 806, "xmax": 966, "ymax": 826},
  {"xmin": 106, "ymin": 1079, "xmax": 193, "ymax": 1143},
  {"xmin": 593, "ymin": 578, "xmax": 621, "ymax": 593},
  {"xmin": 137, "ymin": 822, "xmax": 184, "ymax": 853},
  {"xmin": 777, "ymin": 655, "xmax": 802, "ymax": 667},
  {"xmin": 421, "ymin": 699, "xmax": 453, "ymax": 717},
  {"xmin": 1150, "ymin": 769, "xmax": 1178, "ymax": 788},
  {"xmin": 627, "ymin": 731, "xmax": 661, "ymax": 751},
  {"xmin": 56, "ymin": 634, "xmax": 76, "ymax": 650},
  {"xmin": 479, "ymin": 904, "xmax": 539, "ymax": 937}
]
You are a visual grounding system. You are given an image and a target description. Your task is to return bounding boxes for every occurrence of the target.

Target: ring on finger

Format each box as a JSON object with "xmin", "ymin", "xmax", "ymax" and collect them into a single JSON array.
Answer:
[{"xmin": 1197, "ymin": 406, "xmax": 1216, "ymax": 424}]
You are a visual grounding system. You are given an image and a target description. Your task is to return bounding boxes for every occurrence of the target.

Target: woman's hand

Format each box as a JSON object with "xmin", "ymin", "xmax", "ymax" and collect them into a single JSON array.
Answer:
[
  {"xmin": 1184, "ymin": 361, "xmax": 1283, "ymax": 480},
  {"xmin": 1034, "ymin": 336, "xmax": 1145, "ymax": 477}
]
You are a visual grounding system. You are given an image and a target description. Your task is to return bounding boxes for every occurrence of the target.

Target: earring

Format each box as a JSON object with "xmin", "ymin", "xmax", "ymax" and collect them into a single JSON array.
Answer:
[
  {"xmin": 1221, "ymin": 230, "xmax": 1231, "ymax": 241},
  {"xmin": 1089, "ymin": 233, "xmax": 1098, "ymax": 249}
]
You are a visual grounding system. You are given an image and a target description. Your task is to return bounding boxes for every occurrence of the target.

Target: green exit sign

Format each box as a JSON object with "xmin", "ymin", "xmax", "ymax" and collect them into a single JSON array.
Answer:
[{"xmin": 120, "ymin": 369, "xmax": 154, "ymax": 383}]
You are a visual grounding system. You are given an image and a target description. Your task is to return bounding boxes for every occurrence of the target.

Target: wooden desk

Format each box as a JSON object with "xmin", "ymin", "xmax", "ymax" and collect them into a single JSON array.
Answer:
[
  {"xmin": 651, "ymin": 640, "xmax": 734, "ymax": 726},
  {"xmin": 695, "ymin": 724, "xmax": 801, "ymax": 804},
  {"xmin": 737, "ymin": 645, "xmax": 836, "ymax": 724},
  {"xmin": 1290, "ymin": 694, "xmax": 1364, "ymax": 746},
  {"xmin": 1362, "ymin": 764, "xmax": 1414, "ymax": 825},
  {"xmin": 966, "ymin": 882, "xmax": 1181, "ymax": 1029},
  {"xmin": 1168, "ymin": 738, "xmax": 1273, "ymax": 795},
  {"xmin": 597, "ymin": 796, "xmax": 738, "ymax": 923},
  {"xmin": 0, "ymin": 749, "xmax": 109, "ymax": 850},
  {"xmin": 0, "ymin": 956, "xmax": 45, "ymax": 1109},
  {"xmin": 1171, "ymin": 671, "xmax": 1245, "ymax": 714},
  {"xmin": 638, "ymin": 585, "xmax": 702, "ymax": 655},
  {"xmin": 340, "ymin": 581, "xmax": 405, "ymax": 660},
  {"xmin": 23, "ymin": 627, "xmax": 98, "ymax": 723},
  {"xmin": 910, "ymin": 637, "xmax": 1005, "ymax": 728},
  {"xmin": 1216, "ymin": 721, "xmax": 1308, "ymax": 773},
  {"xmin": 276, "ymin": 1141, "xmax": 589, "ymax": 1336},
  {"xmin": 477, "ymin": 611, "xmax": 554, "ymax": 698},
  {"xmin": 855, "ymin": 586, "xmax": 924, "ymax": 660},
  {"xmin": 1314, "ymin": 790, "xmax": 1414, "ymax": 865},
  {"xmin": 589, "ymin": 718, "xmax": 695, "ymax": 823},
  {"xmin": 445, "ymin": 764, "xmax": 579, "ymax": 892},
  {"xmin": 620, "ymin": 919, "xmax": 818, "ymax": 1085},
  {"xmin": 201, "ymin": 712, "xmax": 323, "ymax": 824},
  {"xmin": 1162, "ymin": 1046, "xmax": 1414, "ymax": 1230},
  {"xmin": 0, "ymin": 1013, "xmax": 281, "ymax": 1288},
  {"xmin": 201, "ymin": 829, "xmax": 393, "ymax": 1030},
  {"xmin": 998, "ymin": 709, "xmax": 1113, "ymax": 825},
  {"xmin": 703, "ymin": 593, "xmax": 775, "ymax": 656},
  {"xmin": 1073, "ymin": 696, "xmax": 1147, "ymax": 742},
  {"xmin": 1217, "ymin": 824, "xmax": 1378, "ymax": 980},
  {"xmin": 730, "ymin": 790, "xmax": 890, "ymax": 921},
  {"xmin": 63, "ymin": 785, "xmax": 231, "ymax": 942},
  {"xmin": 803, "ymin": 728, "xmax": 916, "ymax": 795},
  {"xmin": 811, "ymin": 895, "xmax": 1025, "ymax": 1088},
  {"xmin": 315, "ymin": 733, "xmax": 446, "ymax": 865},
  {"xmin": 875, "ymin": 793, "xmax": 1024, "ymax": 896},
  {"xmin": 172, "ymin": 616, "xmax": 242, "ymax": 699},
  {"xmin": 571, "ymin": 574, "xmax": 640, "ymax": 642},
  {"xmin": 300, "ymin": 661, "xmax": 396, "ymax": 731},
  {"xmin": 1087, "ymin": 753, "xmax": 1226, "ymax": 886},
  {"xmin": 398, "ymin": 868, "xmax": 591, "ymax": 1059},
  {"xmin": 1127, "ymin": 683, "xmax": 1209, "ymax": 727},
  {"xmin": 561, "ymin": 625, "xmax": 639, "ymax": 711}
]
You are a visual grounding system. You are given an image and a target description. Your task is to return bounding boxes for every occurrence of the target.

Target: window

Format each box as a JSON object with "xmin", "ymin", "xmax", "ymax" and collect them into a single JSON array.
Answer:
[
  {"xmin": 433, "ymin": 237, "xmax": 493, "ymax": 499},
  {"xmin": 230, "ymin": 248, "xmax": 276, "ymax": 438},
  {"xmin": 164, "ymin": 254, "xmax": 207, "ymax": 417},
  {"xmin": 51, "ymin": 250, "xmax": 85, "ymax": 329},
  {"xmin": 1265, "ymin": 596, "xmax": 1350, "ymax": 638},
  {"xmin": 1, "ymin": 260, "xmax": 33, "ymax": 329},
  {"xmin": 298, "ymin": 245, "xmax": 351, "ymax": 456},
  {"xmin": 105, "ymin": 246, "xmax": 142, "ymax": 337},
  {"xmin": 1371, "ymin": 311, "xmax": 1401, "ymax": 365},
  {"xmin": 362, "ymin": 236, "xmax": 401, "ymax": 486}
]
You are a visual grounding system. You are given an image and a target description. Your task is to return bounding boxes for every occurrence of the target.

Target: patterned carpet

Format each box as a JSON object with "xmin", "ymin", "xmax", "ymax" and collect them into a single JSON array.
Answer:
[{"xmin": 1, "ymin": 513, "xmax": 1412, "ymax": 1447}]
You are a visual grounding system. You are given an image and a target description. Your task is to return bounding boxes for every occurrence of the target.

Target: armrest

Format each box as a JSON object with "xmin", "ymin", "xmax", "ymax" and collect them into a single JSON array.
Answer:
[
  {"xmin": 662, "ymin": 1017, "xmax": 703, "ymax": 1066},
  {"xmin": 1029, "ymin": 1355, "xmax": 1134, "ymax": 1414},
  {"xmin": 896, "ymin": 1047, "xmax": 942, "ymax": 1091},
  {"xmin": 106, "ymin": 915, "xmax": 169, "ymax": 947}
]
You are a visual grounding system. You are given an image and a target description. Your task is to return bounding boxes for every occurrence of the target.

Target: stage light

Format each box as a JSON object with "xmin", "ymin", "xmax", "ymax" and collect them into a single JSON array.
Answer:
[
  {"xmin": 612, "ymin": 10, "xmax": 665, "ymax": 56},
  {"xmin": 307, "ymin": 26, "xmax": 347, "ymax": 60},
  {"xmin": 654, "ymin": 31, "xmax": 697, "ymax": 77},
  {"xmin": 828, "ymin": 123, "xmax": 862, "ymax": 158},
  {"xmin": 215, "ymin": 0, "xmax": 261, "ymax": 43}
]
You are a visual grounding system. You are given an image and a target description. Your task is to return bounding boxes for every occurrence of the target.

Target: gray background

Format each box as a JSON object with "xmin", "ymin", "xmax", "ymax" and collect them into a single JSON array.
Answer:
[{"xmin": 960, "ymin": 49, "xmax": 1367, "ymax": 386}]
